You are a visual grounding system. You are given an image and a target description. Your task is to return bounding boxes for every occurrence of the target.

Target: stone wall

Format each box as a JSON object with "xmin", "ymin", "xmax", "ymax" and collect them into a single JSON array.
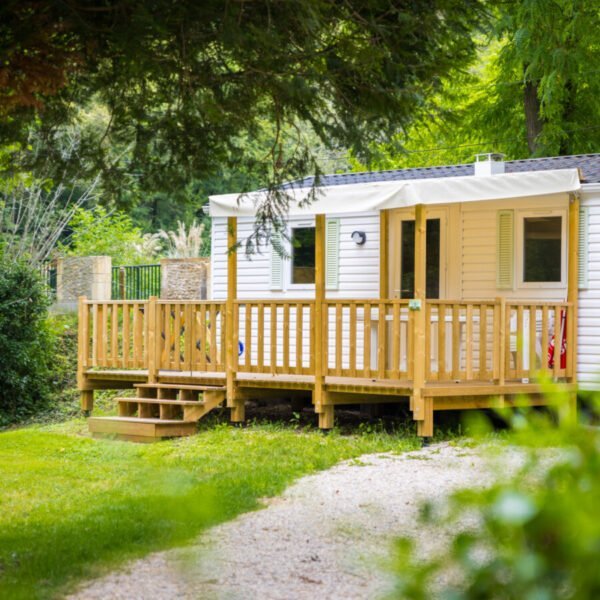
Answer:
[
  {"xmin": 160, "ymin": 258, "xmax": 210, "ymax": 300},
  {"xmin": 55, "ymin": 256, "xmax": 112, "ymax": 312}
]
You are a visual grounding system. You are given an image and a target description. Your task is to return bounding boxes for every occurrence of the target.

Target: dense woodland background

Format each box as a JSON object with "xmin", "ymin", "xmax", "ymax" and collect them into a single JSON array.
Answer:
[{"xmin": 1, "ymin": 0, "xmax": 598, "ymax": 254}]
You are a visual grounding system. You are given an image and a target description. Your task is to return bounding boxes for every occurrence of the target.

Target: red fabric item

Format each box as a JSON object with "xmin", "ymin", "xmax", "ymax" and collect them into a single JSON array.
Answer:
[{"xmin": 548, "ymin": 311, "xmax": 567, "ymax": 369}]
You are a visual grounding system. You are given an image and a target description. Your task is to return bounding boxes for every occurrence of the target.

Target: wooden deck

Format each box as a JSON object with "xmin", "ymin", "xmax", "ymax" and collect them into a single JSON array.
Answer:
[
  {"xmin": 77, "ymin": 201, "xmax": 581, "ymax": 439},
  {"xmin": 78, "ymin": 293, "xmax": 578, "ymax": 437}
]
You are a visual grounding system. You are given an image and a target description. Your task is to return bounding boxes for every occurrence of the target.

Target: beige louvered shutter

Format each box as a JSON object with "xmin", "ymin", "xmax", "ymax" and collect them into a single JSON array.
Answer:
[
  {"xmin": 578, "ymin": 206, "xmax": 589, "ymax": 289},
  {"xmin": 270, "ymin": 233, "xmax": 284, "ymax": 290},
  {"xmin": 497, "ymin": 210, "xmax": 514, "ymax": 290},
  {"xmin": 326, "ymin": 218, "xmax": 340, "ymax": 290}
]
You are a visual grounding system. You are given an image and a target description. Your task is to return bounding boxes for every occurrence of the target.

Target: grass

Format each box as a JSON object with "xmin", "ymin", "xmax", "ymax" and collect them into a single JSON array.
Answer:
[{"xmin": 0, "ymin": 416, "xmax": 420, "ymax": 599}]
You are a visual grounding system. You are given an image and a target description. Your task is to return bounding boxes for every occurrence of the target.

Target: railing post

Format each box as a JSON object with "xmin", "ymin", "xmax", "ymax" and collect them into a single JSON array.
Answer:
[
  {"xmin": 314, "ymin": 214, "xmax": 332, "ymax": 428},
  {"xmin": 226, "ymin": 217, "xmax": 243, "ymax": 421},
  {"xmin": 413, "ymin": 204, "xmax": 431, "ymax": 437},
  {"xmin": 147, "ymin": 296, "xmax": 158, "ymax": 382},
  {"xmin": 77, "ymin": 296, "xmax": 94, "ymax": 412},
  {"xmin": 567, "ymin": 193, "xmax": 579, "ymax": 384}
]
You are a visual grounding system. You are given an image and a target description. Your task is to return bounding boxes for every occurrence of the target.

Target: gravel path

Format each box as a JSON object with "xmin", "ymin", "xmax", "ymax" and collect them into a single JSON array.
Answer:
[{"xmin": 70, "ymin": 443, "xmax": 527, "ymax": 600}]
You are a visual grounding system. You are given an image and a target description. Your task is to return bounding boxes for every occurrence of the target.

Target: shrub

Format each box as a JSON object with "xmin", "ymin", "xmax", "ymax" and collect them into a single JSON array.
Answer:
[
  {"xmin": 61, "ymin": 206, "xmax": 161, "ymax": 265},
  {"xmin": 0, "ymin": 259, "xmax": 56, "ymax": 425},
  {"xmin": 390, "ymin": 408, "xmax": 600, "ymax": 600}
]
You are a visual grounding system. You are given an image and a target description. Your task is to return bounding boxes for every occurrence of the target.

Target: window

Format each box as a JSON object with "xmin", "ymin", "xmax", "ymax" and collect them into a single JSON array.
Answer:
[
  {"xmin": 523, "ymin": 216, "xmax": 562, "ymax": 282},
  {"xmin": 291, "ymin": 226, "xmax": 315, "ymax": 284}
]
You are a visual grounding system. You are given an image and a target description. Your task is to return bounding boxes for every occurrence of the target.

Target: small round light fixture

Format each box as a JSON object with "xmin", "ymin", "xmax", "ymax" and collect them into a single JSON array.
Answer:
[{"xmin": 351, "ymin": 230, "xmax": 367, "ymax": 245}]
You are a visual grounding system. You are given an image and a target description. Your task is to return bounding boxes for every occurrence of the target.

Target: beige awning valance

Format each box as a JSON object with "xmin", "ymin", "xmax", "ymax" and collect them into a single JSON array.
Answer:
[{"xmin": 208, "ymin": 169, "xmax": 581, "ymax": 217}]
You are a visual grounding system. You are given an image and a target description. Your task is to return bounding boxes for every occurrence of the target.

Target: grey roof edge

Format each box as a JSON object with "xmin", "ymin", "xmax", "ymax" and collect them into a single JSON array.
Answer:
[{"xmin": 284, "ymin": 153, "xmax": 600, "ymax": 188}]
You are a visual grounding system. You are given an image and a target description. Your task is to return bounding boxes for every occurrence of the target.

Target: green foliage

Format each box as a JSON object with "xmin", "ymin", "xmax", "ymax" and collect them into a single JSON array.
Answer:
[
  {"xmin": 61, "ymin": 206, "xmax": 161, "ymax": 266},
  {"xmin": 0, "ymin": 259, "xmax": 54, "ymax": 425},
  {"xmin": 1, "ymin": 0, "xmax": 485, "ymax": 240},
  {"xmin": 0, "ymin": 420, "xmax": 418, "ymax": 598},
  {"xmin": 362, "ymin": 2, "xmax": 600, "ymax": 170},
  {"xmin": 481, "ymin": 0, "xmax": 600, "ymax": 156},
  {"xmin": 390, "ymin": 404, "xmax": 600, "ymax": 599}
]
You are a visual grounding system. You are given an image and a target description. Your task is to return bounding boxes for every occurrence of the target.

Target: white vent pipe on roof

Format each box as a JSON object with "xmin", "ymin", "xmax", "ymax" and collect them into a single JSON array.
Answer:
[{"xmin": 474, "ymin": 153, "xmax": 505, "ymax": 176}]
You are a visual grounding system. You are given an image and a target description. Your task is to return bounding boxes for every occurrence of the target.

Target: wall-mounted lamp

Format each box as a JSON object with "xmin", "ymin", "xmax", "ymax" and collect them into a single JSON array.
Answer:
[{"xmin": 351, "ymin": 230, "xmax": 367, "ymax": 245}]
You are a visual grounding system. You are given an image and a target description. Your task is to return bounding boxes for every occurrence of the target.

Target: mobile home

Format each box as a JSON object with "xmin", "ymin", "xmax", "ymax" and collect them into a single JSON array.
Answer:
[{"xmin": 79, "ymin": 153, "xmax": 600, "ymax": 439}]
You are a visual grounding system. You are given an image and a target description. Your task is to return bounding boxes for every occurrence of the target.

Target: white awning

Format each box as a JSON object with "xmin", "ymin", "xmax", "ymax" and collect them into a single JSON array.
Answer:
[{"xmin": 208, "ymin": 168, "xmax": 581, "ymax": 217}]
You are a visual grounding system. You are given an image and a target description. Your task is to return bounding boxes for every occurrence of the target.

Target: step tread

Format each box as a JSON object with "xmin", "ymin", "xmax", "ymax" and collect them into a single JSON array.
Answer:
[
  {"xmin": 89, "ymin": 416, "xmax": 192, "ymax": 425},
  {"xmin": 116, "ymin": 397, "xmax": 205, "ymax": 406},
  {"xmin": 135, "ymin": 383, "xmax": 226, "ymax": 391}
]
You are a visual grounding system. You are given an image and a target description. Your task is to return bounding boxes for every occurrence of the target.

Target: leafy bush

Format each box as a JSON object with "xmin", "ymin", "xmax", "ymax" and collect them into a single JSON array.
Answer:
[
  {"xmin": 61, "ymin": 206, "xmax": 161, "ymax": 265},
  {"xmin": 0, "ymin": 260, "xmax": 55, "ymax": 425},
  {"xmin": 391, "ymin": 407, "xmax": 600, "ymax": 599}
]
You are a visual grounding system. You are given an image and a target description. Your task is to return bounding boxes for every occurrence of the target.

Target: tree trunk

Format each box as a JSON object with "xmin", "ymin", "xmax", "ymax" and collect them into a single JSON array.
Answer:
[
  {"xmin": 559, "ymin": 79, "xmax": 576, "ymax": 155},
  {"xmin": 524, "ymin": 79, "xmax": 543, "ymax": 154}
]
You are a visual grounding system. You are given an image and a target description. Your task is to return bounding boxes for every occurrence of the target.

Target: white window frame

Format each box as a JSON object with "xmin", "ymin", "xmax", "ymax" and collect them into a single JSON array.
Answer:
[
  {"xmin": 286, "ymin": 220, "xmax": 316, "ymax": 291},
  {"xmin": 516, "ymin": 209, "xmax": 567, "ymax": 290}
]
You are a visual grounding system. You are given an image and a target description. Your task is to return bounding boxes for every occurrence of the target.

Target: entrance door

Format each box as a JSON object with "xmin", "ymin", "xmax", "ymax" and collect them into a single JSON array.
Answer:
[{"xmin": 391, "ymin": 209, "xmax": 447, "ymax": 299}]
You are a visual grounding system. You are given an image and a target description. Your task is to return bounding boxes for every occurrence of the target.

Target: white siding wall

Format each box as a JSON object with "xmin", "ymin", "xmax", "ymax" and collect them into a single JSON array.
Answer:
[
  {"xmin": 210, "ymin": 212, "xmax": 380, "ymax": 300},
  {"xmin": 209, "ymin": 188, "xmax": 600, "ymax": 387},
  {"xmin": 578, "ymin": 187, "xmax": 600, "ymax": 389}
]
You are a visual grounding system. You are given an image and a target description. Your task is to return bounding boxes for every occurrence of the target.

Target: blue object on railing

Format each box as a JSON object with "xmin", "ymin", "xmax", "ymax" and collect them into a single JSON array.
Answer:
[{"xmin": 238, "ymin": 341, "xmax": 244, "ymax": 357}]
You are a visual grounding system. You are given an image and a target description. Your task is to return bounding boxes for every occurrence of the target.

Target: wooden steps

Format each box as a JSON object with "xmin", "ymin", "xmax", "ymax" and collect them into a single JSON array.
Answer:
[
  {"xmin": 89, "ymin": 416, "xmax": 198, "ymax": 441},
  {"xmin": 88, "ymin": 382, "xmax": 226, "ymax": 441}
]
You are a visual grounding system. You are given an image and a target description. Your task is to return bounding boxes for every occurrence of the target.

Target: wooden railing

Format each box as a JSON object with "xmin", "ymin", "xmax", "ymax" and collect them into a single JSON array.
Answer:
[
  {"xmin": 425, "ymin": 301, "xmax": 498, "ymax": 382},
  {"xmin": 504, "ymin": 301, "xmax": 574, "ymax": 381},
  {"xmin": 80, "ymin": 300, "xmax": 149, "ymax": 369},
  {"xmin": 80, "ymin": 297, "xmax": 575, "ymax": 385},
  {"xmin": 235, "ymin": 300, "xmax": 314, "ymax": 375},
  {"xmin": 425, "ymin": 300, "xmax": 574, "ymax": 383},
  {"xmin": 156, "ymin": 301, "xmax": 226, "ymax": 372},
  {"xmin": 323, "ymin": 300, "xmax": 412, "ymax": 379}
]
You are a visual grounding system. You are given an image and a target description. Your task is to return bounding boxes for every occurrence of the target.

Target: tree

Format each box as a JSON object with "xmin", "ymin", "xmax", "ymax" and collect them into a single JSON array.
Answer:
[
  {"xmin": 0, "ymin": 0, "xmax": 486, "ymax": 246},
  {"xmin": 480, "ymin": 0, "xmax": 600, "ymax": 156},
  {"xmin": 361, "ymin": 1, "xmax": 600, "ymax": 170},
  {"xmin": 60, "ymin": 206, "xmax": 161, "ymax": 265}
]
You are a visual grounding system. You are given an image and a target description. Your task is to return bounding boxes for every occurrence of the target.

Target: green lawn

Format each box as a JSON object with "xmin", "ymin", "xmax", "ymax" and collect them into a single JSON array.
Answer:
[{"xmin": 0, "ymin": 417, "xmax": 418, "ymax": 599}]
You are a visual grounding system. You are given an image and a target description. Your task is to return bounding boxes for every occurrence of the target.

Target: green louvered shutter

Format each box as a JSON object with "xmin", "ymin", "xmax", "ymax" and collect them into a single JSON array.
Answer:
[
  {"xmin": 578, "ymin": 206, "xmax": 589, "ymax": 289},
  {"xmin": 270, "ymin": 232, "xmax": 284, "ymax": 290},
  {"xmin": 497, "ymin": 210, "xmax": 514, "ymax": 290},
  {"xmin": 326, "ymin": 218, "xmax": 340, "ymax": 290}
]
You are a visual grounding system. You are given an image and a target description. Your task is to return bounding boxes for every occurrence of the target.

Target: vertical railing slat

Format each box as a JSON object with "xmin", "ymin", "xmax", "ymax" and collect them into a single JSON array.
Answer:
[
  {"xmin": 349, "ymin": 303, "xmax": 357, "ymax": 377},
  {"xmin": 257, "ymin": 303, "xmax": 264, "ymax": 371},
  {"xmin": 270, "ymin": 303, "xmax": 277, "ymax": 374},
  {"xmin": 363, "ymin": 303, "xmax": 371, "ymax": 377},
  {"xmin": 451, "ymin": 303, "xmax": 460, "ymax": 380},
  {"xmin": 529, "ymin": 305, "xmax": 537, "ymax": 379},
  {"xmin": 392, "ymin": 302, "xmax": 400, "ymax": 380},
  {"xmin": 465, "ymin": 304, "xmax": 473, "ymax": 380},
  {"xmin": 122, "ymin": 303, "xmax": 130, "ymax": 368},
  {"xmin": 553, "ymin": 305, "xmax": 561, "ymax": 379},
  {"xmin": 283, "ymin": 303, "xmax": 290, "ymax": 372},
  {"xmin": 377, "ymin": 302, "xmax": 386, "ymax": 378},
  {"xmin": 438, "ymin": 304, "xmax": 446, "ymax": 380},
  {"xmin": 479, "ymin": 304, "xmax": 487, "ymax": 380}
]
